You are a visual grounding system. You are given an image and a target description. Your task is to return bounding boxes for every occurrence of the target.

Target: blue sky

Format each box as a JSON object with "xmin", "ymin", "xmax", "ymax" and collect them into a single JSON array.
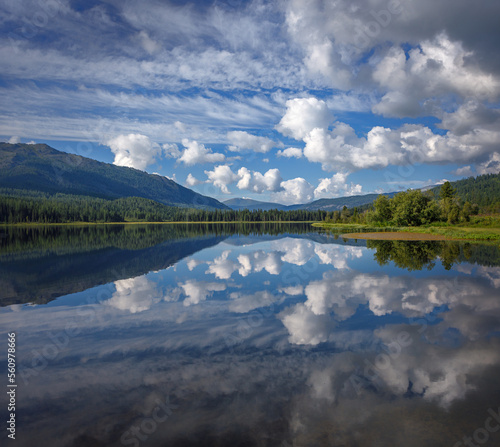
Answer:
[{"xmin": 1, "ymin": 0, "xmax": 500, "ymax": 204}]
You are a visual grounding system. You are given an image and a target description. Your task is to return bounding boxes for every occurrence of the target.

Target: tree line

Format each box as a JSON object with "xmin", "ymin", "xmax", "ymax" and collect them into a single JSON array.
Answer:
[
  {"xmin": 0, "ymin": 191, "xmax": 327, "ymax": 224},
  {"xmin": 324, "ymin": 182, "xmax": 480, "ymax": 226},
  {"xmin": 2, "ymin": 172, "xmax": 498, "ymax": 225},
  {"xmin": 430, "ymin": 172, "xmax": 500, "ymax": 213}
]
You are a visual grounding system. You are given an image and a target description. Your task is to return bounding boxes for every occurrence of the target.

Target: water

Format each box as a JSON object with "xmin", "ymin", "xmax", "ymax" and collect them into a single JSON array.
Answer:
[{"xmin": 1, "ymin": 224, "xmax": 500, "ymax": 447}]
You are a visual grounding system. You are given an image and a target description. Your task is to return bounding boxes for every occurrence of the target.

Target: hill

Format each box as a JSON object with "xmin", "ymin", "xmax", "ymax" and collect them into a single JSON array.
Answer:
[
  {"xmin": 430, "ymin": 173, "xmax": 500, "ymax": 211},
  {"xmin": 0, "ymin": 143, "xmax": 228, "ymax": 210}
]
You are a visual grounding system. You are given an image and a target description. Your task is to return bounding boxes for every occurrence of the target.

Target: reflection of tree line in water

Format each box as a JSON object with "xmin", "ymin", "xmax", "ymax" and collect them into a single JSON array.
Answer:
[
  {"xmin": 366, "ymin": 239, "xmax": 500, "ymax": 270},
  {"xmin": 1, "ymin": 224, "xmax": 499, "ymax": 307},
  {"xmin": 1, "ymin": 223, "xmax": 499, "ymax": 269},
  {"xmin": 0, "ymin": 222, "xmax": 314, "ymax": 258}
]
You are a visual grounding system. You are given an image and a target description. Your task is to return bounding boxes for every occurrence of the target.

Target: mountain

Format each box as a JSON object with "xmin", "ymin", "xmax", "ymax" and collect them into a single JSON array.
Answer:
[
  {"xmin": 223, "ymin": 198, "xmax": 288, "ymax": 211},
  {"xmin": 0, "ymin": 143, "xmax": 228, "ymax": 210},
  {"xmin": 225, "ymin": 192, "xmax": 398, "ymax": 212},
  {"xmin": 286, "ymin": 192, "xmax": 398, "ymax": 211}
]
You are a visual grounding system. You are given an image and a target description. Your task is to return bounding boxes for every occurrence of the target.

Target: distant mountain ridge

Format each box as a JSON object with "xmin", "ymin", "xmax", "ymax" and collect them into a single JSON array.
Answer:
[
  {"xmin": 0, "ymin": 143, "xmax": 228, "ymax": 210},
  {"xmin": 225, "ymin": 173, "xmax": 500, "ymax": 213},
  {"xmin": 223, "ymin": 198, "xmax": 287, "ymax": 211},
  {"xmin": 224, "ymin": 192, "xmax": 398, "ymax": 212},
  {"xmin": 286, "ymin": 192, "xmax": 399, "ymax": 211}
]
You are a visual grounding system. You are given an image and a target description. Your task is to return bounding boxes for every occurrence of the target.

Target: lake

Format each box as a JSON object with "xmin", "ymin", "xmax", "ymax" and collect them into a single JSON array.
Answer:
[{"xmin": 1, "ymin": 223, "xmax": 500, "ymax": 447}]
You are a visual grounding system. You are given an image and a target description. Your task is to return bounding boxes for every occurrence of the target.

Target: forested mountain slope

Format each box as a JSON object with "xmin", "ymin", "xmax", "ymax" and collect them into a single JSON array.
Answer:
[{"xmin": 0, "ymin": 143, "xmax": 228, "ymax": 210}]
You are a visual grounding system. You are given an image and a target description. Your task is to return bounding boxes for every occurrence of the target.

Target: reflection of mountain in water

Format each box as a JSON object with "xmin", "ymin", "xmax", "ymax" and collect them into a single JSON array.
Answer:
[
  {"xmin": 0, "ymin": 223, "xmax": 314, "ymax": 306},
  {"xmin": 0, "ymin": 234, "xmax": 227, "ymax": 306}
]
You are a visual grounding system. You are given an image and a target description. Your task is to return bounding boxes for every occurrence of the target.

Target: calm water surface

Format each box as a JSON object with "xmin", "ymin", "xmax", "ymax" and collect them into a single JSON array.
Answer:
[{"xmin": 1, "ymin": 224, "xmax": 500, "ymax": 447}]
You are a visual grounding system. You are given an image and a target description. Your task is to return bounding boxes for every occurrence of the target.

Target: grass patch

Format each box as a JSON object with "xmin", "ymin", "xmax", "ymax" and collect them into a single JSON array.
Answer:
[{"xmin": 313, "ymin": 222, "xmax": 500, "ymax": 242}]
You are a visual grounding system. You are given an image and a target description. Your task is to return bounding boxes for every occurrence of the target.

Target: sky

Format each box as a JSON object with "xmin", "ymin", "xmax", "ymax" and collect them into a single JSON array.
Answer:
[{"xmin": 1, "ymin": 0, "xmax": 500, "ymax": 205}]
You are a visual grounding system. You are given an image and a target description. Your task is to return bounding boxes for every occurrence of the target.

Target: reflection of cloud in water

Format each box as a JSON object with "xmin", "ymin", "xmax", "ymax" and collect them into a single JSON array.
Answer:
[
  {"xmin": 305, "ymin": 272, "xmax": 368, "ymax": 318},
  {"xmin": 314, "ymin": 244, "xmax": 363, "ymax": 269},
  {"xmin": 199, "ymin": 239, "xmax": 363, "ymax": 282},
  {"xmin": 228, "ymin": 290, "xmax": 282, "ymax": 313},
  {"xmin": 181, "ymin": 280, "xmax": 226, "ymax": 306},
  {"xmin": 476, "ymin": 265, "xmax": 500, "ymax": 288},
  {"xmin": 279, "ymin": 285, "xmax": 304, "ymax": 296},
  {"xmin": 281, "ymin": 303, "xmax": 334, "ymax": 345},
  {"xmin": 452, "ymin": 263, "xmax": 475, "ymax": 274},
  {"xmin": 277, "ymin": 265, "xmax": 500, "ymax": 408},
  {"xmin": 206, "ymin": 250, "xmax": 238, "ymax": 279},
  {"xmin": 14, "ymin": 332, "xmax": 500, "ymax": 446},
  {"xmin": 271, "ymin": 238, "xmax": 363, "ymax": 268},
  {"xmin": 105, "ymin": 276, "xmax": 162, "ymax": 313},
  {"xmin": 281, "ymin": 269, "xmax": 500, "ymax": 346},
  {"xmin": 274, "ymin": 238, "xmax": 316, "ymax": 266},
  {"xmin": 453, "ymin": 264, "xmax": 500, "ymax": 288},
  {"xmin": 237, "ymin": 250, "xmax": 282, "ymax": 276},
  {"xmin": 186, "ymin": 258, "xmax": 204, "ymax": 271},
  {"xmin": 202, "ymin": 249, "xmax": 283, "ymax": 278},
  {"xmin": 6, "ymin": 236, "xmax": 500, "ymax": 445},
  {"xmin": 373, "ymin": 325, "xmax": 500, "ymax": 407},
  {"xmin": 308, "ymin": 368, "xmax": 336, "ymax": 402}
]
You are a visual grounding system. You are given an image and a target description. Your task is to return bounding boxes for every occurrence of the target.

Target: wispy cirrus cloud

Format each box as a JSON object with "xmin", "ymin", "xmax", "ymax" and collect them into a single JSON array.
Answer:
[{"xmin": 1, "ymin": 0, "xmax": 500, "ymax": 201}]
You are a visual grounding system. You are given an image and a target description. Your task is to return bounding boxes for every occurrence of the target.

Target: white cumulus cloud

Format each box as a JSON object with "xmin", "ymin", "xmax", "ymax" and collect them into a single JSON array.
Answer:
[
  {"xmin": 236, "ymin": 167, "xmax": 283, "ymax": 193},
  {"xmin": 204, "ymin": 165, "xmax": 239, "ymax": 194},
  {"xmin": 178, "ymin": 139, "xmax": 225, "ymax": 166},
  {"xmin": 277, "ymin": 147, "xmax": 303, "ymax": 158},
  {"xmin": 204, "ymin": 165, "xmax": 285, "ymax": 194},
  {"xmin": 277, "ymin": 95, "xmax": 500, "ymax": 173},
  {"xmin": 106, "ymin": 133, "xmax": 161, "ymax": 171},
  {"xmin": 476, "ymin": 153, "xmax": 500, "ymax": 175},
  {"xmin": 163, "ymin": 143, "xmax": 181, "ymax": 158},
  {"xmin": 372, "ymin": 34, "xmax": 500, "ymax": 118},
  {"xmin": 314, "ymin": 173, "xmax": 363, "ymax": 199},
  {"xmin": 227, "ymin": 130, "xmax": 277, "ymax": 153},
  {"xmin": 272, "ymin": 177, "xmax": 315, "ymax": 205},
  {"xmin": 185, "ymin": 173, "xmax": 202, "ymax": 187},
  {"xmin": 276, "ymin": 97, "xmax": 333, "ymax": 141}
]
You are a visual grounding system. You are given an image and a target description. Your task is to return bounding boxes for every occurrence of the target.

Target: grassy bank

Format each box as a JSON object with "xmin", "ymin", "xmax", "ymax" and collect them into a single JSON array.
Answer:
[{"xmin": 313, "ymin": 218, "xmax": 500, "ymax": 242}]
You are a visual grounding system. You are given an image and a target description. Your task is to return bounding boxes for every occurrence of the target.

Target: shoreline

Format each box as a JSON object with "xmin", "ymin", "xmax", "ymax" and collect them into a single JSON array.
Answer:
[
  {"xmin": 0, "ymin": 220, "xmax": 318, "ymax": 227},
  {"xmin": 313, "ymin": 222, "xmax": 500, "ymax": 242}
]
